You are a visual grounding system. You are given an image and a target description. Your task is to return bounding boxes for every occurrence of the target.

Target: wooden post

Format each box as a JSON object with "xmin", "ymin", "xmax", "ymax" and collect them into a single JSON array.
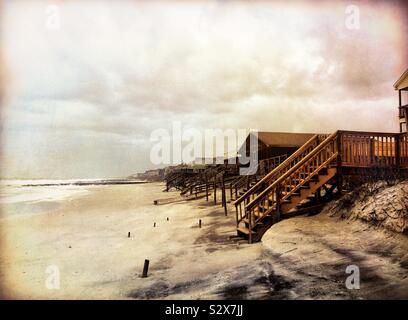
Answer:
[
  {"xmin": 213, "ymin": 178, "xmax": 217, "ymax": 205},
  {"xmin": 248, "ymin": 208, "xmax": 252, "ymax": 244},
  {"xmin": 222, "ymin": 174, "xmax": 227, "ymax": 216},
  {"xmin": 205, "ymin": 177, "xmax": 209, "ymax": 201},
  {"xmin": 235, "ymin": 205, "xmax": 239, "ymax": 228},
  {"xmin": 398, "ymin": 89, "xmax": 408, "ymax": 133},
  {"xmin": 199, "ymin": 219, "xmax": 202, "ymax": 228},
  {"xmin": 153, "ymin": 222, "xmax": 156, "ymax": 227},
  {"xmin": 399, "ymin": 89, "xmax": 402, "ymax": 108},
  {"xmin": 142, "ymin": 259, "xmax": 150, "ymax": 278},
  {"xmin": 275, "ymin": 186, "xmax": 282, "ymax": 223},
  {"xmin": 128, "ymin": 232, "xmax": 131, "ymax": 238},
  {"xmin": 396, "ymin": 134, "xmax": 401, "ymax": 168},
  {"xmin": 399, "ymin": 90, "xmax": 403, "ymax": 133},
  {"xmin": 336, "ymin": 132, "xmax": 343, "ymax": 195},
  {"xmin": 370, "ymin": 138, "xmax": 375, "ymax": 165},
  {"xmin": 245, "ymin": 176, "xmax": 250, "ymax": 205},
  {"xmin": 316, "ymin": 187, "xmax": 321, "ymax": 204}
]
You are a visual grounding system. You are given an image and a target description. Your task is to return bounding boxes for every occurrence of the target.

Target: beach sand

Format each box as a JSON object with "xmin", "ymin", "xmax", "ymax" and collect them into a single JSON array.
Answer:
[{"xmin": 0, "ymin": 182, "xmax": 407, "ymax": 299}]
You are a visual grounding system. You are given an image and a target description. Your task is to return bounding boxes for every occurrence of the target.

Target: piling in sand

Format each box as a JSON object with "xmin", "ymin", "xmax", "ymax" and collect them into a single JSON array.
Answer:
[{"xmin": 142, "ymin": 259, "xmax": 150, "ymax": 278}]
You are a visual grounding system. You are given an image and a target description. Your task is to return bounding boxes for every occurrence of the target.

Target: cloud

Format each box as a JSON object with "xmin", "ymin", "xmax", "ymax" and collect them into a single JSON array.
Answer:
[{"xmin": 1, "ymin": 0, "xmax": 407, "ymax": 178}]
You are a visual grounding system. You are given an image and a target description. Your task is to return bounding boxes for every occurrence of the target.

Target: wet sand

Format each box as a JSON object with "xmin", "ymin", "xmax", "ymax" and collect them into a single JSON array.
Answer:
[{"xmin": 0, "ymin": 182, "xmax": 407, "ymax": 299}]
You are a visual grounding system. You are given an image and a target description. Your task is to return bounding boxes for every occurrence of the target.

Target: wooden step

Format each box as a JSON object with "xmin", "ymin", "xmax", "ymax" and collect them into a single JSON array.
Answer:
[
  {"xmin": 281, "ymin": 167, "xmax": 337, "ymax": 213},
  {"xmin": 237, "ymin": 227, "xmax": 255, "ymax": 235},
  {"xmin": 242, "ymin": 218, "xmax": 266, "ymax": 225},
  {"xmin": 259, "ymin": 205, "xmax": 270, "ymax": 212},
  {"xmin": 285, "ymin": 184, "xmax": 308, "ymax": 190},
  {"xmin": 282, "ymin": 191, "xmax": 300, "ymax": 197}
]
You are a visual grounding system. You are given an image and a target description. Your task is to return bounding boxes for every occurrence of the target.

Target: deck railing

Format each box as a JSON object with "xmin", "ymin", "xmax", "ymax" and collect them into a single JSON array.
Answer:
[{"xmin": 338, "ymin": 131, "xmax": 408, "ymax": 168}]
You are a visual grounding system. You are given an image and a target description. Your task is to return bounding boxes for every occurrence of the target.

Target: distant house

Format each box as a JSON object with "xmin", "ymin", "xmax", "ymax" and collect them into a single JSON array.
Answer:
[
  {"xmin": 394, "ymin": 68, "xmax": 408, "ymax": 133},
  {"xmin": 145, "ymin": 169, "xmax": 159, "ymax": 177},
  {"xmin": 192, "ymin": 157, "xmax": 216, "ymax": 165},
  {"xmin": 136, "ymin": 168, "xmax": 165, "ymax": 180}
]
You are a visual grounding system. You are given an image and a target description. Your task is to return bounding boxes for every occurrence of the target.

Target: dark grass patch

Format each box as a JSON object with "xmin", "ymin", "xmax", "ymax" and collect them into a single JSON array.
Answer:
[
  {"xmin": 127, "ymin": 281, "xmax": 170, "ymax": 299},
  {"xmin": 254, "ymin": 271, "xmax": 295, "ymax": 299},
  {"xmin": 127, "ymin": 278, "xmax": 205, "ymax": 299},
  {"xmin": 219, "ymin": 284, "xmax": 248, "ymax": 300},
  {"xmin": 399, "ymin": 257, "xmax": 408, "ymax": 270}
]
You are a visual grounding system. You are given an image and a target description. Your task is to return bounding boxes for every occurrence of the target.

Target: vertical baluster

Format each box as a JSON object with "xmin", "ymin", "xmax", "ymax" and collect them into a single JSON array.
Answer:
[
  {"xmin": 248, "ymin": 208, "xmax": 252, "ymax": 244},
  {"xmin": 276, "ymin": 185, "xmax": 282, "ymax": 223},
  {"xmin": 239, "ymin": 203, "xmax": 242, "ymax": 222},
  {"xmin": 357, "ymin": 137, "xmax": 360, "ymax": 165},
  {"xmin": 366, "ymin": 136, "xmax": 369, "ymax": 166},
  {"xmin": 235, "ymin": 204, "xmax": 239, "ymax": 227},
  {"xmin": 381, "ymin": 136, "xmax": 384, "ymax": 166}
]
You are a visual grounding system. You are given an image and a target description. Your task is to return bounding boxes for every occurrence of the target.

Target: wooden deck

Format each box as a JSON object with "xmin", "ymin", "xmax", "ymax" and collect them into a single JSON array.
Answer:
[
  {"xmin": 233, "ymin": 130, "xmax": 408, "ymax": 243},
  {"xmin": 339, "ymin": 130, "xmax": 408, "ymax": 168},
  {"xmin": 163, "ymin": 130, "xmax": 408, "ymax": 244}
]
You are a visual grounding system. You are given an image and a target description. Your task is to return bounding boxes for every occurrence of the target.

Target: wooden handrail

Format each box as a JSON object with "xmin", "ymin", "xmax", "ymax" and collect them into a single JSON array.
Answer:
[
  {"xmin": 234, "ymin": 134, "xmax": 320, "ymax": 206},
  {"xmin": 338, "ymin": 130, "xmax": 399, "ymax": 137},
  {"xmin": 280, "ymin": 152, "xmax": 338, "ymax": 202},
  {"xmin": 246, "ymin": 131, "xmax": 338, "ymax": 211}
]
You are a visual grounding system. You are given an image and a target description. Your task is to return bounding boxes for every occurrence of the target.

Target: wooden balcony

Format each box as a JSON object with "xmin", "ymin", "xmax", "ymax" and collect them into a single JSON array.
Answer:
[{"xmin": 338, "ymin": 130, "xmax": 408, "ymax": 168}]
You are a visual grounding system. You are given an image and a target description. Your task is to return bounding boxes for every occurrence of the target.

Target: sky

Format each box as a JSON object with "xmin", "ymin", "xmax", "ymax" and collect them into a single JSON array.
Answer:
[{"xmin": 1, "ymin": 0, "xmax": 408, "ymax": 179}]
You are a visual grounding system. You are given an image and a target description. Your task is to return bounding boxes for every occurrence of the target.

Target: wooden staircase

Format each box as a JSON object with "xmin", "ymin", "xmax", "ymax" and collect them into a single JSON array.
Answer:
[{"xmin": 234, "ymin": 131, "xmax": 339, "ymax": 243}]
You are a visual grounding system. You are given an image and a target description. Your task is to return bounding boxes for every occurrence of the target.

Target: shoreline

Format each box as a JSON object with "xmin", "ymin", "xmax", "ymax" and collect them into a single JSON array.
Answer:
[{"xmin": 20, "ymin": 181, "xmax": 151, "ymax": 187}]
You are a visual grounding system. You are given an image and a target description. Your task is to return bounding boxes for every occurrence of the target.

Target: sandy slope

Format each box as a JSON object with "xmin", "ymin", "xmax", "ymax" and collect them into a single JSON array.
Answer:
[{"xmin": 0, "ymin": 182, "xmax": 407, "ymax": 299}]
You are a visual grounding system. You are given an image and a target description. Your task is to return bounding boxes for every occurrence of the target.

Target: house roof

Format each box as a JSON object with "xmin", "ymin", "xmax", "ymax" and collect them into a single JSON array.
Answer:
[
  {"xmin": 237, "ymin": 131, "xmax": 317, "ymax": 156},
  {"xmin": 256, "ymin": 131, "xmax": 316, "ymax": 148},
  {"xmin": 394, "ymin": 68, "xmax": 408, "ymax": 90}
]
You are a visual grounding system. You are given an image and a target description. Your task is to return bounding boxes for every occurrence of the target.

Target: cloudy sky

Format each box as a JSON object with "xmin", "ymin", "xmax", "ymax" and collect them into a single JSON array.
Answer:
[{"xmin": 1, "ymin": 0, "xmax": 407, "ymax": 179}]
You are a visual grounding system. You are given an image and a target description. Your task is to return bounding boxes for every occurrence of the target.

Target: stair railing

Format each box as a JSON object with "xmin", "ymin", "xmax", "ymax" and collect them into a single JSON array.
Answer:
[
  {"xmin": 234, "ymin": 134, "xmax": 324, "ymax": 213},
  {"xmin": 242, "ymin": 131, "xmax": 339, "ymax": 242}
]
